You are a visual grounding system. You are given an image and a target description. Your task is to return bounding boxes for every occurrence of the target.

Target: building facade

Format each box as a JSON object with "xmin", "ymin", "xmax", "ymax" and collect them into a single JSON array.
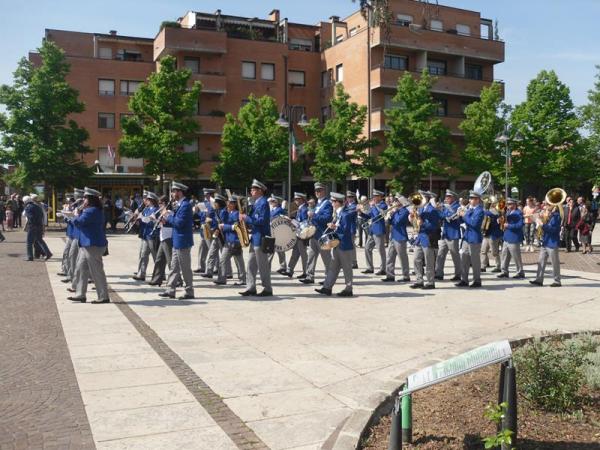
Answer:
[{"xmin": 31, "ymin": 0, "xmax": 504, "ymax": 198}]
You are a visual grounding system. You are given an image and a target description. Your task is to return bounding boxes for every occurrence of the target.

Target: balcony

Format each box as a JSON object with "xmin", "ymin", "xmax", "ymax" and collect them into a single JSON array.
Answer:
[
  {"xmin": 371, "ymin": 66, "xmax": 504, "ymax": 98},
  {"xmin": 191, "ymin": 72, "xmax": 227, "ymax": 94},
  {"xmin": 197, "ymin": 115, "xmax": 226, "ymax": 135},
  {"xmin": 441, "ymin": 115, "xmax": 465, "ymax": 136},
  {"xmin": 371, "ymin": 25, "xmax": 505, "ymax": 63},
  {"xmin": 370, "ymin": 108, "xmax": 388, "ymax": 133},
  {"xmin": 370, "ymin": 108, "xmax": 465, "ymax": 136},
  {"xmin": 154, "ymin": 27, "xmax": 227, "ymax": 61}
]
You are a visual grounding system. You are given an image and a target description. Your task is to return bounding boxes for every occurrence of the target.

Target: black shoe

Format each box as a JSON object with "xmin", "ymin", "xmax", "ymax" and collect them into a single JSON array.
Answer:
[
  {"xmin": 352, "ymin": 263, "xmax": 359, "ymax": 269},
  {"xmin": 491, "ymin": 268, "xmax": 501, "ymax": 273},
  {"xmin": 400, "ymin": 277, "xmax": 411, "ymax": 282},
  {"xmin": 450, "ymin": 275, "xmax": 462, "ymax": 281},
  {"xmin": 193, "ymin": 269, "xmax": 203, "ymax": 273},
  {"xmin": 455, "ymin": 281, "xmax": 468, "ymax": 287},
  {"xmin": 381, "ymin": 277, "xmax": 395, "ymax": 282},
  {"xmin": 296, "ymin": 273, "xmax": 307, "ymax": 279},
  {"xmin": 227, "ymin": 275, "xmax": 233, "ymax": 279},
  {"xmin": 375, "ymin": 270, "xmax": 386, "ymax": 276},
  {"xmin": 24, "ymin": 258, "xmax": 33, "ymax": 261},
  {"xmin": 512, "ymin": 272, "xmax": 525, "ymax": 279},
  {"xmin": 178, "ymin": 293, "xmax": 195, "ymax": 300},
  {"xmin": 319, "ymin": 281, "xmax": 324, "ymax": 285},
  {"xmin": 422, "ymin": 284, "xmax": 436, "ymax": 290},
  {"xmin": 67, "ymin": 287, "xmax": 76, "ymax": 293},
  {"xmin": 57, "ymin": 272, "xmax": 66, "ymax": 277},
  {"xmin": 276, "ymin": 269, "xmax": 287, "ymax": 275},
  {"xmin": 469, "ymin": 281, "xmax": 482, "ymax": 288},
  {"xmin": 362, "ymin": 269, "xmax": 374, "ymax": 274},
  {"xmin": 158, "ymin": 292, "xmax": 175, "ymax": 298},
  {"xmin": 44, "ymin": 253, "xmax": 53, "ymax": 261},
  {"xmin": 529, "ymin": 280, "xmax": 543, "ymax": 286},
  {"xmin": 496, "ymin": 273, "xmax": 509, "ymax": 279},
  {"xmin": 480, "ymin": 268, "xmax": 487, "ymax": 273},
  {"xmin": 434, "ymin": 275, "xmax": 444, "ymax": 281},
  {"xmin": 315, "ymin": 288, "xmax": 332, "ymax": 296},
  {"xmin": 148, "ymin": 281, "xmax": 163, "ymax": 286},
  {"xmin": 239, "ymin": 290, "xmax": 257, "ymax": 296},
  {"xmin": 132, "ymin": 275, "xmax": 145, "ymax": 281},
  {"xmin": 201, "ymin": 273, "xmax": 213, "ymax": 279},
  {"xmin": 300, "ymin": 278, "xmax": 314, "ymax": 284},
  {"xmin": 284, "ymin": 271, "xmax": 293, "ymax": 278},
  {"xmin": 410, "ymin": 283, "xmax": 424, "ymax": 289},
  {"xmin": 337, "ymin": 289, "xmax": 353, "ymax": 297},
  {"xmin": 256, "ymin": 290, "xmax": 273, "ymax": 297},
  {"xmin": 61, "ymin": 279, "xmax": 71, "ymax": 283},
  {"xmin": 68, "ymin": 296, "xmax": 86, "ymax": 303},
  {"xmin": 550, "ymin": 282, "xmax": 562, "ymax": 287},
  {"xmin": 91, "ymin": 299, "xmax": 110, "ymax": 304},
  {"xmin": 213, "ymin": 281, "xmax": 226, "ymax": 285}
]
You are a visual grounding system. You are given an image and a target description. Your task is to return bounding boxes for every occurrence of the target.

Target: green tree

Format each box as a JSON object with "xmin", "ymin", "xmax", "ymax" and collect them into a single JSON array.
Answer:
[
  {"xmin": 303, "ymin": 83, "xmax": 379, "ymax": 189},
  {"xmin": 213, "ymin": 95, "xmax": 295, "ymax": 190},
  {"xmin": 510, "ymin": 70, "xmax": 591, "ymax": 195},
  {"xmin": 459, "ymin": 82, "xmax": 509, "ymax": 185},
  {"xmin": 380, "ymin": 71, "xmax": 453, "ymax": 192},
  {"xmin": 119, "ymin": 55, "xmax": 201, "ymax": 185},
  {"xmin": 0, "ymin": 40, "xmax": 91, "ymax": 190},
  {"xmin": 580, "ymin": 65, "xmax": 600, "ymax": 187}
]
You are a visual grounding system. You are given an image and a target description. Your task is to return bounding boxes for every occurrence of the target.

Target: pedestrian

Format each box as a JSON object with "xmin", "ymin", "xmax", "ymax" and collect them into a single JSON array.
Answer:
[
  {"xmin": 113, "ymin": 195, "xmax": 123, "ymax": 230},
  {"xmin": 23, "ymin": 196, "xmax": 52, "ymax": 261},
  {"xmin": 577, "ymin": 205, "xmax": 592, "ymax": 254},
  {"xmin": 522, "ymin": 197, "xmax": 537, "ymax": 252},
  {"xmin": 563, "ymin": 197, "xmax": 581, "ymax": 252},
  {"xmin": 5, "ymin": 201, "xmax": 13, "ymax": 231}
]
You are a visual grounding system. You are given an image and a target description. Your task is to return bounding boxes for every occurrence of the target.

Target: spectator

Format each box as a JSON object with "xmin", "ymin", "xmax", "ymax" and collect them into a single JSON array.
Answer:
[
  {"xmin": 591, "ymin": 187, "xmax": 599, "ymax": 231},
  {"xmin": 577, "ymin": 205, "xmax": 592, "ymax": 254},
  {"xmin": 5, "ymin": 202, "xmax": 14, "ymax": 231},
  {"xmin": 103, "ymin": 195, "xmax": 113, "ymax": 232},
  {"xmin": 523, "ymin": 197, "xmax": 537, "ymax": 252},
  {"xmin": 113, "ymin": 195, "xmax": 124, "ymax": 229},
  {"xmin": 23, "ymin": 196, "xmax": 52, "ymax": 261},
  {"xmin": 563, "ymin": 197, "xmax": 581, "ymax": 252},
  {"xmin": 0, "ymin": 196, "xmax": 5, "ymax": 231},
  {"xmin": 16, "ymin": 195, "xmax": 24, "ymax": 228}
]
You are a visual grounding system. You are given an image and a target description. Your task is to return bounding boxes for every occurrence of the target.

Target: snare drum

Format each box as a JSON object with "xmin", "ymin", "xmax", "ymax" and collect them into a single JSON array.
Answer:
[
  {"xmin": 318, "ymin": 232, "xmax": 340, "ymax": 250},
  {"xmin": 296, "ymin": 220, "xmax": 316, "ymax": 240}
]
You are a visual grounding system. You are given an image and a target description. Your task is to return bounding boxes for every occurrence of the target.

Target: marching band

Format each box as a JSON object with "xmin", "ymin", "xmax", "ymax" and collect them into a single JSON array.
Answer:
[{"xmin": 57, "ymin": 171, "xmax": 578, "ymax": 304}]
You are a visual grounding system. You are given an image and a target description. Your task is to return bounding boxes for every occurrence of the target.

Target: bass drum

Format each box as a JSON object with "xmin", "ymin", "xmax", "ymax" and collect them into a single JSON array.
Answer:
[
  {"xmin": 296, "ymin": 220, "xmax": 316, "ymax": 240},
  {"xmin": 318, "ymin": 232, "xmax": 340, "ymax": 250},
  {"xmin": 270, "ymin": 216, "xmax": 297, "ymax": 252}
]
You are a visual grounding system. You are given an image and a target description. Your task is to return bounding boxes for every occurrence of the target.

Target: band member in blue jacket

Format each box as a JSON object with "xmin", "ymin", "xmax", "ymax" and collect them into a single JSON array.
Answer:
[
  {"xmin": 160, "ymin": 182, "xmax": 195, "ymax": 300},
  {"xmin": 301, "ymin": 182, "xmax": 333, "ymax": 285},
  {"xmin": 435, "ymin": 189, "xmax": 462, "ymax": 281},
  {"xmin": 530, "ymin": 206, "xmax": 562, "ymax": 287},
  {"xmin": 240, "ymin": 179, "xmax": 272, "ymax": 297},
  {"xmin": 346, "ymin": 191, "xmax": 359, "ymax": 268},
  {"xmin": 456, "ymin": 191, "xmax": 485, "ymax": 288},
  {"xmin": 67, "ymin": 187, "xmax": 109, "ymax": 303},
  {"xmin": 498, "ymin": 198, "xmax": 525, "ymax": 279},
  {"xmin": 133, "ymin": 192, "xmax": 159, "ymax": 281},
  {"xmin": 480, "ymin": 201, "xmax": 503, "ymax": 273},
  {"xmin": 202, "ymin": 193, "xmax": 227, "ymax": 279},
  {"xmin": 215, "ymin": 196, "xmax": 246, "ymax": 286},
  {"xmin": 195, "ymin": 188, "xmax": 214, "ymax": 273},
  {"xmin": 285, "ymin": 192, "xmax": 309, "ymax": 278},
  {"xmin": 360, "ymin": 189, "xmax": 388, "ymax": 275},
  {"xmin": 315, "ymin": 192, "xmax": 355, "ymax": 297},
  {"xmin": 269, "ymin": 195, "xmax": 287, "ymax": 274},
  {"xmin": 383, "ymin": 195, "xmax": 411, "ymax": 282},
  {"xmin": 411, "ymin": 191, "xmax": 441, "ymax": 289}
]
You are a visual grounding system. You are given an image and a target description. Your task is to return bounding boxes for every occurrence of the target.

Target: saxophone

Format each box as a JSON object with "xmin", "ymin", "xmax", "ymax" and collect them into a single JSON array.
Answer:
[{"xmin": 233, "ymin": 196, "xmax": 250, "ymax": 248}]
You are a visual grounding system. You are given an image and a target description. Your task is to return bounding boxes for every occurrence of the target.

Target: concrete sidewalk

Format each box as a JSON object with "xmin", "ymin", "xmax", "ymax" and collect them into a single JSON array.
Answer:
[{"xmin": 40, "ymin": 233, "xmax": 600, "ymax": 450}]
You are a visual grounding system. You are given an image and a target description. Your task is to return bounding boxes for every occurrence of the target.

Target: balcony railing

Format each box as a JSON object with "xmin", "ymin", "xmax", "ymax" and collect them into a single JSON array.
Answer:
[{"xmin": 373, "ymin": 64, "xmax": 502, "ymax": 84}]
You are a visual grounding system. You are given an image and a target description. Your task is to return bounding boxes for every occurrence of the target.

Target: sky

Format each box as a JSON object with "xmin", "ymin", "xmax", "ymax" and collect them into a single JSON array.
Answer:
[{"xmin": 0, "ymin": 0, "xmax": 599, "ymax": 108}]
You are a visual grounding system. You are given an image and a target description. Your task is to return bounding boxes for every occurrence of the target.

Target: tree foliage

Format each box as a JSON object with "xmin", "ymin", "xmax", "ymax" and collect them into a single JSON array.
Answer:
[
  {"xmin": 380, "ymin": 71, "xmax": 453, "ymax": 192},
  {"xmin": 580, "ymin": 65, "xmax": 600, "ymax": 187},
  {"xmin": 510, "ymin": 70, "xmax": 591, "ymax": 194},
  {"xmin": 0, "ymin": 40, "xmax": 91, "ymax": 190},
  {"xmin": 459, "ymin": 82, "xmax": 509, "ymax": 186},
  {"xmin": 213, "ymin": 95, "xmax": 297, "ymax": 190},
  {"xmin": 303, "ymin": 83, "xmax": 379, "ymax": 186},
  {"xmin": 119, "ymin": 55, "xmax": 201, "ymax": 181}
]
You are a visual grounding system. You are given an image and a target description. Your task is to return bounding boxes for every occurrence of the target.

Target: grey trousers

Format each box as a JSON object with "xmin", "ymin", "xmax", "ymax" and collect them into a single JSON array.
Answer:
[
  {"xmin": 460, "ymin": 242, "xmax": 482, "ymax": 283},
  {"xmin": 386, "ymin": 240, "xmax": 409, "ymax": 278},
  {"xmin": 414, "ymin": 245, "xmax": 435, "ymax": 285},
  {"xmin": 365, "ymin": 234, "xmax": 386, "ymax": 272},
  {"xmin": 205, "ymin": 238, "xmax": 222, "ymax": 275},
  {"xmin": 197, "ymin": 237, "xmax": 210, "ymax": 272},
  {"xmin": 68, "ymin": 239, "xmax": 80, "ymax": 280},
  {"xmin": 218, "ymin": 245, "xmax": 246, "ymax": 284},
  {"xmin": 535, "ymin": 246, "xmax": 561, "ymax": 283},
  {"xmin": 481, "ymin": 237, "xmax": 501, "ymax": 269},
  {"xmin": 247, "ymin": 244, "xmax": 272, "ymax": 292},
  {"xmin": 150, "ymin": 239, "xmax": 172, "ymax": 284},
  {"xmin": 501, "ymin": 242, "xmax": 524, "ymax": 275},
  {"xmin": 137, "ymin": 238, "xmax": 157, "ymax": 277},
  {"xmin": 324, "ymin": 248, "xmax": 353, "ymax": 291},
  {"xmin": 61, "ymin": 237, "xmax": 72, "ymax": 274},
  {"xmin": 435, "ymin": 238, "xmax": 461, "ymax": 278},
  {"xmin": 75, "ymin": 246, "xmax": 109, "ymax": 301},
  {"xmin": 306, "ymin": 236, "xmax": 332, "ymax": 281},
  {"xmin": 166, "ymin": 247, "xmax": 194, "ymax": 296},
  {"xmin": 288, "ymin": 239, "xmax": 308, "ymax": 275}
]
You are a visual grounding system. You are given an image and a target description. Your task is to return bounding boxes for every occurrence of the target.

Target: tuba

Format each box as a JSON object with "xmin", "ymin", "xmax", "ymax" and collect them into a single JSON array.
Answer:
[{"xmin": 409, "ymin": 192, "xmax": 426, "ymax": 233}]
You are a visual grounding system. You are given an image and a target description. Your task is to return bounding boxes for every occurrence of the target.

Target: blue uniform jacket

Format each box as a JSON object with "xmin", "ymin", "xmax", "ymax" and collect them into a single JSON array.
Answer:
[
  {"xmin": 270, "ymin": 206, "xmax": 286, "ymax": 219},
  {"xmin": 209, "ymin": 208, "xmax": 227, "ymax": 231},
  {"xmin": 25, "ymin": 203, "xmax": 44, "ymax": 227},
  {"xmin": 503, "ymin": 209, "xmax": 524, "ymax": 244},
  {"xmin": 312, "ymin": 198, "xmax": 333, "ymax": 240},
  {"xmin": 415, "ymin": 203, "xmax": 442, "ymax": 248},
  {"xmin": 140, "ymin": 206, "xmax": 158, "ymax": 240},
  {"xmin": 71, "ymin": 207, "xmax": 108, "ymax": 248},
  {"xmin": 390, "ymin": 207, "xmax": 409, "ymax": 242},
  {"xmin": 296, "ymin": 204, "xmax": 308, "ymax": 222},
  {"xmin": 441, "ymin": 201, "xmax": 461, "ymax": 240},
  {"xmin": 222, "ymin": 210, "xmax": 240, "ymax": 244},
  {"xmin": 485, "ymin": 210, "xmax": 503, "ymax": 240},
  {"xmin": 66, "ymin": 207, "xmax": 75, "ymax": 239},
  {"xmin": 362, "ymin": 201, "xmax": 387, "ymax": 236},
  {"xmin": 165, "ymin": 198, "xmax": 194, "ymax": 249},
  {"xmin": 542, "ymin": 211, "xmax": 561, "ymax": 249},
  {"xmin": 346, "ymin": 202, "xmax": 357, "ymax": 235},
  {"xmin": 244, "ymin": 196, "xmax": 270, "ymax": 247},
  {"xmin": 333, "ymin": 206, "xmax": 356, "ymax": 251},
  {"xmin": 462, "ymin": 205, "xmax": 485, "ymax": 244}
]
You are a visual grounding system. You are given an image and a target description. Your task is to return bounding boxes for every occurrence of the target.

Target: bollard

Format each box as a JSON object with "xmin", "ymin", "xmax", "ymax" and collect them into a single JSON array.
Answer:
[
  {"xmin": 501, "ymin": 360, "xmax": 518, "ymax": 450},
  {"xmin": 497, "ymin": 361, "xmax": 507, "ymax": 433},
  {"xmin": 401, "ymin": 392, "xmax": 412, "ymax": 444},
  {"xmin": 388, "ymin": 396, "xmax": 402, "ymax": 450}
]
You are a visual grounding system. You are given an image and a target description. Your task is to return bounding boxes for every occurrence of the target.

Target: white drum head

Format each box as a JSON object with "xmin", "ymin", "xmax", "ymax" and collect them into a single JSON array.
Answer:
[{"xmin": 271, "ymin": 216, "xmax": 297, "ymax": 252}]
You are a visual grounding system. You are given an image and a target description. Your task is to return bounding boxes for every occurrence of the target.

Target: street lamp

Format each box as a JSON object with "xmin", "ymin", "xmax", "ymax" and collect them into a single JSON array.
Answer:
[
  {"xmin": 277, "ymin": 106, "xmax": 309, "ymax": 208},
  {"xmin": 495, "ymin": 125, "xmax": 523, "ymax": 198}
]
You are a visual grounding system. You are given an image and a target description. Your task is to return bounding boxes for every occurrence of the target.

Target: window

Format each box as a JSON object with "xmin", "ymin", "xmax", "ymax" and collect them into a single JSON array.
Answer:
[
  {"xmin": 261, "ymin": 63, "xmax": 275, "ymax": 81},
  {"xmin": 384, "ymin": 55, "xmax": 408, "ymax": 71},
  {"xmin": 335, "ymin": 34, "xmax": 344, "ymax": 44},
  {"xmin": 98, "ymin": 113, "xmax": 115, "ymax": 129},
  {"xmin": 97, "ymin": 147, "xmax": 114, "ymax": 171},
  {"xmin": 241, "ymin": 61, "xmax": 256, "ymax": 79},
  {"xmin": 461, "ymin": 101, "xmax": 472, "ymax": 115},
  {"xmin": 289, "ymin": 38, "xmax": 312, "ymax": 52},
  {"xmin": 427, "ymin": 60, "xmax": 447, "ymax": 76},
  {"xmin": 288, "ymin": 70, "xmax": 305, "ymax": 86},
  {"xmin": 120, "ymin": 80, "xmax": 141, "ymax": 96},
  {"xmin": 466, "ymin": 64, "xmax": 483, "ymax": 80},
  {"xmin": 241, "ymin": 98, "xmax": 250, "ymax": 106},
  {"xmin": 98, "ymin": 47, "xmax": 112, "ymax": 59},
  {"xmin": 184, "ymin": 57, "xmax": 200, "ymax": 74},
  {"xmin": 434, "ymin": 99, "xmax": 448, "ymax": 117},
  {"xmin": 396, "ymin": 14, "xmax": 413, "ymax": 27},
  {"xmin": 349, "ymin": 27, "xmax": 357, "ymax": 37},
  {"xmin": 117, "ymin": 49, "xmax": 142, "ymax": 62},
  {"xmin": 384, "ymin": 94, "xmax": 404, "ymax": 110},
  {"xmin": 430, "ymin": 20, "xmax": 443, "ymax": 31},
  {"xmin": 183, "ymin": 138, "xmax": 198, "ymax": 154},
  {"xmin": 321, "ymin": 106, "xmax": 330, "ymax": 124},
  {"xmin": 120, "ymin": 156, "xmax": 143, "ymax": 168},
  {"xmin": 98, "ymin": 79, "xmax": 115, "ymax": 96},
  {"xmin": 456, "ymin": 24, "xmax": 471, "ymax": 36},
  {"xmin": 321, "ymin": 70, "xmax": 334, "ymax": 88},
  {"xmin": 336, "ymin": 64, "xmax": 344, "ymax": 83}
]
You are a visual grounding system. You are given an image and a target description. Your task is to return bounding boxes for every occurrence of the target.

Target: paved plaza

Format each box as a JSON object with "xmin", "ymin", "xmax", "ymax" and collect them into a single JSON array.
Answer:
[{"xmin": 1, "ymin": 231, "xmax": 600, "ymax": 450}]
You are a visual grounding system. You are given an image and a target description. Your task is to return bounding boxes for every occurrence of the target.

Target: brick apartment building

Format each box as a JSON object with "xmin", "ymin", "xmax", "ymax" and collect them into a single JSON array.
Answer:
[{"xmin": 31, "ymin": 0, "xmax": 504, "ymax": 200}]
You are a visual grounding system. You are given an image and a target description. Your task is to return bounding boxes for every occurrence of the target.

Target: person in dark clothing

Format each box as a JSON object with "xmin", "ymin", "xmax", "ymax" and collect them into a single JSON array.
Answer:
[
  {"xmin": 23, "ymin": 196, "xmax": 52, "ymax": 261},
  {"xmin": 16, "ymin": 196, "xmax": 24, "ymax": 228},
  {"xmin": 563, "ymin": 197, "xmax": 581, "ymax": 252}
]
